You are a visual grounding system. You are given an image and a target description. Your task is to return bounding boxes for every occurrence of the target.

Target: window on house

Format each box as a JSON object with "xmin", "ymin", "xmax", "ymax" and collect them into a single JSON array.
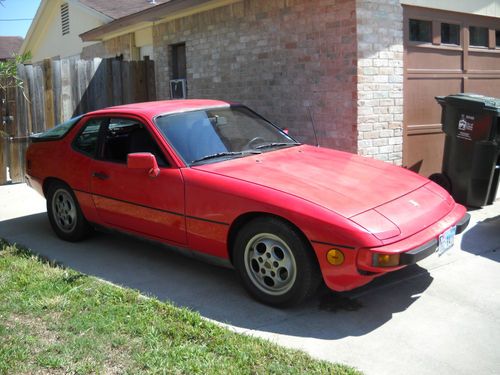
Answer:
[
  {"xmin": 441, "ymin": 23, "xmax": 460, "ymax": 45},
  {"xmin": 171, "ymin": 43, "xmax": 186, "ymax": 79},
  {"xmin": 496, "ymin": 30, "xmax": 500, "ymax": 47},
  {"xmin": 469, "ymin": 26, "xmax": 488, "ymax": 47},
  {"xmin": 409, "ymin": 19, "xmax": 432, "ymax": 43},
  {"xmin": 60, "ymin": 3, "xmax": 70, "ymax": 36}
]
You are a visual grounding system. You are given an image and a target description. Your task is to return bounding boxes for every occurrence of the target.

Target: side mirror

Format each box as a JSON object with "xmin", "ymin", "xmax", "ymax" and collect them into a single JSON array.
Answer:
[{"xmin": 127, "ymin": 153, "xmax": 160, "ymax": 178}]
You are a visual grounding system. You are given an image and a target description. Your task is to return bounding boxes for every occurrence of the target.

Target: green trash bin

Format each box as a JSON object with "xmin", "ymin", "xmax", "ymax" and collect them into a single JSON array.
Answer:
[{"xmin": 432, "ymin": 93, "xmax": 500, "ymax": 207}]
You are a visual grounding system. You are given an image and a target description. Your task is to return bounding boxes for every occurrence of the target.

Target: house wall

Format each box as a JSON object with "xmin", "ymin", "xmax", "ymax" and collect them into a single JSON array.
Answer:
[
  {"xmin": 356, "ymin": 0, "xmax": 404, "ymax": 164},
  {"xmin": 81, "ymin": 33, "xmax": 138, "ymax": 60},
  {"xmin": 153, "ymin": 0, "xmax": 359, "ymax": 151},
  {"xmin": 27, "ymin": 1, "xmax": 105, "ymax": 62}
]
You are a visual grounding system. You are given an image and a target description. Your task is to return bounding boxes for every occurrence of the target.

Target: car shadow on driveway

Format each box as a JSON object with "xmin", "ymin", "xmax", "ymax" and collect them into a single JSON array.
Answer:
[
  {"xmin": 1, "ymin": 212, "xmax": 433, "ymax": 340},
  {"xmin": 461, "ymin": 215, "xmax": 500, "ymax": 262}
]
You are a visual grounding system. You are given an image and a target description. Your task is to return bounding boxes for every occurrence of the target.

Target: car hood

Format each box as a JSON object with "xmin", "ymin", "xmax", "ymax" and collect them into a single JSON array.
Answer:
[{"xmin": 195, "ymin": 145, "xmax": 432, "ymax": 219}]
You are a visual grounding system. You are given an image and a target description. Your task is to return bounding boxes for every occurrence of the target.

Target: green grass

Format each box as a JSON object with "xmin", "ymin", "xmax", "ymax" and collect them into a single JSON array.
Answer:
[{"xmin": 0, "ymin": 239, "xmax": 360, "ymax": 375}]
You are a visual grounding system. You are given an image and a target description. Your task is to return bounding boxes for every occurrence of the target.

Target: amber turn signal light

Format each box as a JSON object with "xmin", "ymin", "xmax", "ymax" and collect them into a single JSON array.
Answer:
[
  {"xmin": 327, "ymin": 249, "xmax": 345, "ymax": 265},
  {"xmin": 373, "ymin": 253, "xmax": 400, "ymax": 267}
]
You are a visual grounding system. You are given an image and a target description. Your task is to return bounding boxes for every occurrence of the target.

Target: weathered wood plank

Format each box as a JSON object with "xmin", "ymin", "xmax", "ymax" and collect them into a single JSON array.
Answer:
[
  {"xmin": 8, "ymin": 139, "xmax": 21, "ymax": 183},
  {"xmin": 135, "ymin": 60, "xmax": 147, "ymax": 103},
  {"xmin": 0, "ymin": 137, "xmax": 7, "ymax": 184},
  {"xmin": 33, "ymin": 64, "xmax": 45, "ymax": 133},
  {"xmin": 16, "ymin": 64, "xmax": 32, "ymax": 136},
  {"xmin": 69, "ymin": 58, "xmax": 79, "ymax": 117},
  {"xmin": 146, "ymin": 59, "xmax": 156, "ymax": 101},
  {"xmin": 51, "ymin": 59, "xmax": 62, "ymax": 125},
  {"xmin": 43, "ymin": 59, "xmax": 55, "ymax": 129},
  {"xmin": 122, "ymin": 61, "xmax": 132, "ymax": 104},
  {"xmin": 111, "ymin": 59, "xmax": 123, "ymax": 106},
  {"xmin": 60, "ymin": 58, "xmax": 73, "ymax": 122}
]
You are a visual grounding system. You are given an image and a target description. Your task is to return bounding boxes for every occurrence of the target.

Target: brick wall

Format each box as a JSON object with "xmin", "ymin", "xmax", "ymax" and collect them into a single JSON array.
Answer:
[
  {"xmin": 153, "ymin": 0, "xmax": 358, "ymax": 151},
  {"xmin": 356, "ymin": 0, "xmax": 404, "ymax": 164}
]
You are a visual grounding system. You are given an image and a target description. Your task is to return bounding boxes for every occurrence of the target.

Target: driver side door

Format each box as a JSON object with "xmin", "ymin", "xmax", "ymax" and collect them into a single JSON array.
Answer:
[{"xmin": 90, "ymin": 116, "xmax": 187, "ymax": 245}]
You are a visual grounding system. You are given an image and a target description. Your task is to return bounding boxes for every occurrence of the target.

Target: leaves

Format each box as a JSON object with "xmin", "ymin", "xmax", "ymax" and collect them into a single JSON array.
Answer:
[
  {"xmin": 0, "ymin": 52, "xmax": 31, "ymax": 102},
  {"xmin": 0, "ymin": 52, "xmax": 31, "ymax": 90}
]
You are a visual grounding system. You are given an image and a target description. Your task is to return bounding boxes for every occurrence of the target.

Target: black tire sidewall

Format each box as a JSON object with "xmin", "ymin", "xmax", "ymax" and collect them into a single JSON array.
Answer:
[
  {"xmin": 47, "ymin": 182, "xmax": 89, "ymax": 242},
  {"xmin": 233, "ymin": 217, "xmax": 320, "ymax": 307}
]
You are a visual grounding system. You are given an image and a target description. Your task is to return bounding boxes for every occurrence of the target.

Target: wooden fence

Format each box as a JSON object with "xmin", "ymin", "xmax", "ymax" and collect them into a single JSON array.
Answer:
[{"xmin": 0, "ymin": 57, "xmax": 156, "ymax": 185}]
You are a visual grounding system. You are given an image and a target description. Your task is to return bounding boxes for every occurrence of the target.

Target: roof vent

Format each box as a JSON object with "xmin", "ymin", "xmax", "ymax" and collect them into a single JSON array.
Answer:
[
  {"xmin": 61, "ymin": 3, "xmax": 69, "ymax": 36},
  {"xmin": 148, "ymin": 0, "xmax": 157, "ymax": 4}
]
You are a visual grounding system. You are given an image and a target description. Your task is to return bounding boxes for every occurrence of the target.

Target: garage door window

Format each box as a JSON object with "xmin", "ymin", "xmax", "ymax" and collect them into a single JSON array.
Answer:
[
  {"xmin": 441, "ymin": 23, "xmax": 460, "ymax": 45},
  {"xmin": 410, "ymin": 19, "xmax": 432, "ymax": 43},
  {"xmin": 470, "ymin": 26, "xmax": 488, "ymax": 47}
]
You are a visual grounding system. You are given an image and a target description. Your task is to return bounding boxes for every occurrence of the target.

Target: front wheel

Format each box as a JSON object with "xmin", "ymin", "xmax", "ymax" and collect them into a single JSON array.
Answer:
[
  {"xmin": 233, "ymin": 218, "xmax": 320, "ymax": 307},
  {"xmin": 47, "ymin": 182, "xmax": 91, "ymax": 242}
]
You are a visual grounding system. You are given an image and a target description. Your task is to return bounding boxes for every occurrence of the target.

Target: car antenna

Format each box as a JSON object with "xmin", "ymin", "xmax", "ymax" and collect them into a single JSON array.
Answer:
[{"xmin": 307, "ymin": 106, "xmax": 319, "ymax": 147}]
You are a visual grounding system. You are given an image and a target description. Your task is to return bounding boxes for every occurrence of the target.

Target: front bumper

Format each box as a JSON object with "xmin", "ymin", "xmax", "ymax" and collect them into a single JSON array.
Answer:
[
  {"xmin": 357, "ymin": 206, "xmax": 470, "ymax": 273},
  {"xmin": 399, "ymin": 213, "xmax": 470, "ymax": 265}
]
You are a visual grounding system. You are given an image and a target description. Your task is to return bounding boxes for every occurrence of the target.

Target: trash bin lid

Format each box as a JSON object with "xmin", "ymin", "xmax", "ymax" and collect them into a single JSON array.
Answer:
[{"xmin": 438, "ymin": 93, "xmax": 500, "ymax": 114}]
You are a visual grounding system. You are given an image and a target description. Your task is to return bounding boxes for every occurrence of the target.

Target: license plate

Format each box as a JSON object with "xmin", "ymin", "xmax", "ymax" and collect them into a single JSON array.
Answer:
[{"xmin": 437, "ymin": 226, "xmax": 457, "ymax": 255}]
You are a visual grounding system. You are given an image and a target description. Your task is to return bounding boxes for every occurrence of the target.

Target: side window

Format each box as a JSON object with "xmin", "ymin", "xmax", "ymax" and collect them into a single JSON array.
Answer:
[
  {"xmin": 73, "ymin": 118, "xmax": 102, "ymax": 157},
  {"xmin": 102, "ymin": 118, "xmax": 168, "ymax": 166}
]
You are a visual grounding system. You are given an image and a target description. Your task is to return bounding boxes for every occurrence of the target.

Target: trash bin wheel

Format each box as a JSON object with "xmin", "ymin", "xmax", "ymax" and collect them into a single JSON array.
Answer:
[{"xmin": 429, "ymin": 173, "xmax": 452, "ymax": 193}]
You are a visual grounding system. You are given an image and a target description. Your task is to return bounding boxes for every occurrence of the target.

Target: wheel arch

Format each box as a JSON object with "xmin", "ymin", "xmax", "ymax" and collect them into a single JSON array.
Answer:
[
  {"xmin": 227, "ymin": 212, "xmax": 317, "ymax": 266},
  {"xmin": 42, "ymin": 177, "xmax": 69, "ymax": 198}
]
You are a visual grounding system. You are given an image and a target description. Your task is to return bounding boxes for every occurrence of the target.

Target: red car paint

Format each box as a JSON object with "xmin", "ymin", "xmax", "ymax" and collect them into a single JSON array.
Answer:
[{"xmin": 26, "ymin": 100, "xmax": 468, "ymax": 293}]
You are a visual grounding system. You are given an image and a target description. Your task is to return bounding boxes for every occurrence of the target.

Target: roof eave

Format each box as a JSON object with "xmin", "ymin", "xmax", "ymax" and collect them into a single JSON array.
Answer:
[{"xmin": 80, "ymin": 0, "xmax": 239, "ymax": 42}]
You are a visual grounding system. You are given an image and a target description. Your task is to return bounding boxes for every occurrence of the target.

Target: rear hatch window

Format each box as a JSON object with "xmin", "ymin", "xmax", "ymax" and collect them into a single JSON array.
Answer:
[{"xmin": 31, "ymin": 115, "xmax": 84, "ymax": 142}]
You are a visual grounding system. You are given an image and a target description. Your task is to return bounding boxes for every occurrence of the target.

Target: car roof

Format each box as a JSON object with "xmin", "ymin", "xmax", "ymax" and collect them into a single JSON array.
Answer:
[{"xmin": 86, "ymin": 99, "xmax": 232, "ymax": 118}]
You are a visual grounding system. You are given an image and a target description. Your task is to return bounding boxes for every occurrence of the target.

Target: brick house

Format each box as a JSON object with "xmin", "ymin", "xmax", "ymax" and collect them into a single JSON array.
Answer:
[{"xmin": 79, "ymin": 0, "xmax": 500, "ymax": 176}]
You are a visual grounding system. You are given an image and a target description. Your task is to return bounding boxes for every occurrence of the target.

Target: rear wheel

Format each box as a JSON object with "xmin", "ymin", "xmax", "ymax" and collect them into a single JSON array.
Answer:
[
  {"xmin": 233, "ymin": 218, "xmax": 320, "ymax": 307},
  {"xmin": 47, "ymin": 181, "xmax": 91, "ymax": 242}
]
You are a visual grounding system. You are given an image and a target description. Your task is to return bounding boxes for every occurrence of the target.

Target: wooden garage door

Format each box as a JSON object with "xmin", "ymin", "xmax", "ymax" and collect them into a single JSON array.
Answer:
[{"xmin": 403, "ymin": 6, "xmax": 500, "ymax": 177}]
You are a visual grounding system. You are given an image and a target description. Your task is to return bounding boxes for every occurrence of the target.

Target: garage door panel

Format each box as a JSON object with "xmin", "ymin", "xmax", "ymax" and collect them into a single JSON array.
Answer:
[
  {"xmin": 468, "ymin": 51, "xmax": 500, "ymax": 72},
  {"xmin": 406, "ymin": 78, "xmax": 462, "ymax": 126},
  {"xmin": 404, "ymin": 132, "xmax": 445, "ymax": 177},
  {"xmin": 406, "ymin": 47, "xmax": 462, "ymax": 71},
  {"xmin": 466, "ymin": 78, "xmax": 500, "ymax": 97}
]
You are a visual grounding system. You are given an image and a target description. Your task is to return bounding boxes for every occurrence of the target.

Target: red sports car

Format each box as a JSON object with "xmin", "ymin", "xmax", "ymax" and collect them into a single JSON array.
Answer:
[{"xmin": 26, "ymin": 100, "xmax": 470, "ymax": 306}]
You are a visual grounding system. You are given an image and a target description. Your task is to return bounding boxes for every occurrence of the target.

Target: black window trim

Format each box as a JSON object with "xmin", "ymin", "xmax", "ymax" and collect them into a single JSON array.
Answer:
[
  {"xmin": 71, "ymin": 114, "xmax": 171, "ymax": 167},
  {"xmin": 71, "ymin": 116, "xmax": 108, "ymax": 158}
]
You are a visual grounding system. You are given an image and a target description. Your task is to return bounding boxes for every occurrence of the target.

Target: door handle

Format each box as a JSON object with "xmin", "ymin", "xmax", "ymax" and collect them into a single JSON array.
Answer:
[{"xmin": 92, "ymin": 172, "xmax": 109, "ymax": 180}]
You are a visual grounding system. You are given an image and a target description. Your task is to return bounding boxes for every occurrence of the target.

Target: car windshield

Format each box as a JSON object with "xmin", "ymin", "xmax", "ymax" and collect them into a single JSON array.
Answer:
[{"xmin": 154, "ymin": 106, "xmax": 299, "ymax": 165}]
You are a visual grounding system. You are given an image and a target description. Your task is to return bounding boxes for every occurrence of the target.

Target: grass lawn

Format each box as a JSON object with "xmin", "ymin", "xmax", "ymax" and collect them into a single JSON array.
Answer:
[{"xmin": 0, "ymin": 239, "xmax": 360, "ymax": 375}]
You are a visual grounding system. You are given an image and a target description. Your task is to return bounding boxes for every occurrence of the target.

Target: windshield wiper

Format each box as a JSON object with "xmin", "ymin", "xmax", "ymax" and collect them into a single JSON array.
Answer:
[
  {"xmin": 254, "ymin": 142, "xmax": 300, "ymax": 150},
  {"xmin": 190, "ymin": 150, "xmax": 261, "ymax": 165}
]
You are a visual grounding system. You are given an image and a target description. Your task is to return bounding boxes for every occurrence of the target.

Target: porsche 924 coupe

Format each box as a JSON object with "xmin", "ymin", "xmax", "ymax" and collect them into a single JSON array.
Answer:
[{"xmin": 26, "ymin": 100, "xmax": 470, "ymax": 306}]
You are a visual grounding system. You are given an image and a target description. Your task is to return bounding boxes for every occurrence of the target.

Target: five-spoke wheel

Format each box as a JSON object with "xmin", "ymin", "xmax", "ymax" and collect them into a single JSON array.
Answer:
[
  {"xmin": 234, "ymin": 217, "xmax": 320, "ymax": 307},
  {"xmin": 47, "ymin": 181, "xmax": 90, "ymax": 242},
  {"xmin": 51, "ymin": 188, "xmax": 77, "ymax": 234},
  {"xmin": 244, "ymin": 233, "xmax": 297, "ymax": 296}
]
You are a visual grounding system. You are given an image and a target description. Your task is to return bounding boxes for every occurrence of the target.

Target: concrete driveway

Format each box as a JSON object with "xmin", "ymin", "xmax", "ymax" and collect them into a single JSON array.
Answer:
[{"xmin": 1, "ymin": 183, "xmax": 499, "ymax": 375}]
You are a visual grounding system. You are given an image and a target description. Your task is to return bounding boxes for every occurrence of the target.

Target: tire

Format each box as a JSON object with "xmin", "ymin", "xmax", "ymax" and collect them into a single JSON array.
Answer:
[
  {"xmin": 46, "ymin": 181, "xmax": 91, "ymax": 242},
  {"xmin": 233, "ymin": 217, "xmax": 321, "ymax": 307},
  {"xmin": 429, "ymin": 172, "xmax": 452, "ymax": 193}
]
